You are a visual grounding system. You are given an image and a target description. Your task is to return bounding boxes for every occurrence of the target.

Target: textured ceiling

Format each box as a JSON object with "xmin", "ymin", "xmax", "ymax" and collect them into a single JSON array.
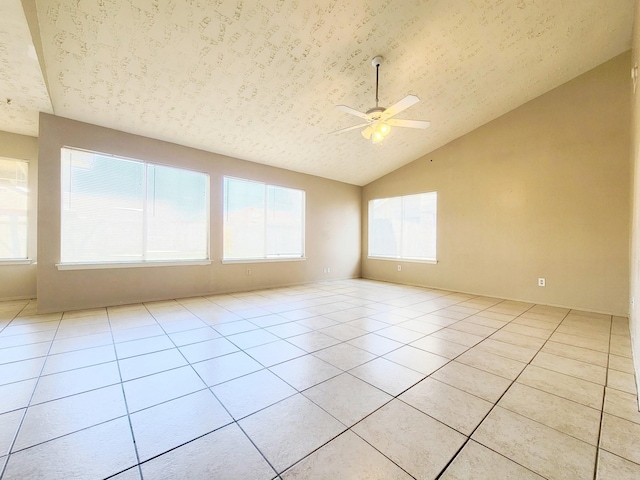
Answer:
[
  {"xmin": 0, "ymin": 0, "xmax": 52, "ymax": 136},
  {"xmin": 5, "ymin": 0, "xmax": 637, "ymax": 185}
]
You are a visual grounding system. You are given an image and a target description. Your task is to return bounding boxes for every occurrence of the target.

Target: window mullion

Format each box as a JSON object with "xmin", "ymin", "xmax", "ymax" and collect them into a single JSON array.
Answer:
[{"xmin": 142, "ymin": 163, "xmax": 148, "ymax": 261}]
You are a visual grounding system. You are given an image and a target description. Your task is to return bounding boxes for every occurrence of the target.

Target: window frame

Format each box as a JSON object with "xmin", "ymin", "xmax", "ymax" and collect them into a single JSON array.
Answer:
[
  {"xmin": 0, "ymin": 157, "xmax": 30, "ymax": 264},
  {"xmin": 367, "ymin": 191, "xmax": 438, "ymax": 264},
  {"xmin": 57, "ymin": 147, "xmax": 211, "ymax": 270},
  {"xmin": 222, "ymin": 176, "xmax": 306, "ymax": 263}
]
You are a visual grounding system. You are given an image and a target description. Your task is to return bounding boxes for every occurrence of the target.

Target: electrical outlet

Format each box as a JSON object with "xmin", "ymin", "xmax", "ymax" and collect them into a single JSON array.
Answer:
[
  {"xmin": 397, "ymin": 265, "xmax": 402, "ymax": 272},
  {"xmin": 246, "ymin": 268, "xmax": 251, "ymax": 276},
  {"xmin": 327, "ymin": 267, "xmax": 330, "ymax": 273},
  {"xmin": 538, "ymin": 278, "xmax": 545, "ymax": 287}
]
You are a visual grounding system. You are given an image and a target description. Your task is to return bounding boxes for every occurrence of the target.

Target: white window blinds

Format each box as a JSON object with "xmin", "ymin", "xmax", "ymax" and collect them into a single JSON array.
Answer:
[
  {"xmin": 369, "ymin": 192, "xmax": 437, "ymax": 261},
  {"xmin": 61, "ymin": 148, "xmax": 209, "ymax": 264},
  {"xmin": 223, "ymin": 177, "xmax": 305, "ymax": 260},
  {"xmin": 0, "ymin": 158, "xmax": 28, "ymax": 260}
]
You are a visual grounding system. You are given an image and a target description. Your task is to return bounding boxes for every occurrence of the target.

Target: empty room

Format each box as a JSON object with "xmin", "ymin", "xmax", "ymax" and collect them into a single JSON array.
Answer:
[{"xmin": 1, "ymin": 0, "xmax": 640, "ymax": 478}]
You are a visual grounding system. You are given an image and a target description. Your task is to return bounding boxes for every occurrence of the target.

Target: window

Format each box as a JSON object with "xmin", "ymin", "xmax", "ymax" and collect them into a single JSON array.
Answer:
[
  {"xmin": 223, "ymin": 177, "xmax": 305, "ymax": 260},
  {"xmin": 61, "ymin": 148, "xmax": 209, "ymax": 264},
  {"xmin": 0, "ymin": 158, "xmax": 28, "ymax": 260},
  {"xmin": 368, "ymin": 191, "xmax": 437, "ymax": 261}
]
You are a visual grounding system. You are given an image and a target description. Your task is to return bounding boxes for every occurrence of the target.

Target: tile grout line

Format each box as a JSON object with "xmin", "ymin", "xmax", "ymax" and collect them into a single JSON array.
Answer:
[
  {"xmin": 592, "ymin": 315, "xmax": 614, "ymax": 480},
  {"xmin": 139, "ymin": 302, "xmax": 281, "ymax": 479},
  {"xmin": 432, "ymin": 302, "xmax": 572, "ymax": 479},
  {"xmin": 0, "ymin": 309, "xmax": 64, "ymax": 480}
]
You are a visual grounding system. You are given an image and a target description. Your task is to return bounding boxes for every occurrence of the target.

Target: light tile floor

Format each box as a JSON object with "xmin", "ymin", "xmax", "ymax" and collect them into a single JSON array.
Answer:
[{"xmin": 0, "ymin": 279, "xmax": 638, "ymax": 479}]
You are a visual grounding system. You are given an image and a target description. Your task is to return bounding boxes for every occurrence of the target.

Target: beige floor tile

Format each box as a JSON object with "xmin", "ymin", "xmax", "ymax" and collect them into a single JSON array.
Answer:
[
  {"xmin": 448, "ymin": 321, "xmax": 496, "ymax": 337},
  {"xmin": 122, "ymin": 366, "xmax": 206, "ymax": 413},
  {"xmin": 432, "ymin": 360, "xmax": 511, "ymax": 403},
  {"xmin": 48, "ymin": 332, "xmax": 113, "ymax": 355},
  {"xmin": 281, "ymin": 430, "xmax": 412, "ymax": 479},
  {"xmin": 383, "ymin": 345, "xmax": 449, "ymax": 375},
  {"xmin": 464, "ymin": 315, "xmax": 508, "ymax": 329},
  {"xmin": 319, "ymin": 324, "xmax": 368, "ymax": 342},
  {"xmin": 609, "ymin": 341, "xmax": 633, "ymax": 358},
  {"xmin": 295, "ymin": 316, "xmax": 339, "ymax": 330},
  {"xmin": 245, "ymin": 340, "xmax": 307, "ymax": 367},
  {"xmin": 541, "ymin": 341, "xmax": 608, "ymax": 367},
  {"xmin": 375, "ymin": 325, "xmax": 426, "ymax": 344},
  {"xmin": 31, "ymin": 362, "xmax": 120, "ymax": 405},
  {"xmin": 130, "ymin": 389, "xmax": 232, "ymax": 461},
  {"xmin": 3, "ymin": 417, "xmax": 137, "ymax": 480},
  {"xmin": 140, "ymin": 423, "xmax": 275, "ymax": 479},
  {"xmin": 400, "ymin": 378, "xmax": 493, "ymax": 435},
  {"xmin": 607, "ymin": 369, "xmax": 637, "ymax": 394},
  {"xmin": 555, "ymin": 324, "xmax": 610, "ymax": 341},
  {"xmin": 110, "ymin": 324, "xmax": 165, "ymax": 344},
  {"xmin": 212, "ymin": 368, "xmax": 296, "ymax": 419},
  {"xmin": 517, "ymin": 365, "xmax": 604, "ymax": 409},
  {"xmin": 0, "ymin": 342, "xmax": 52, "ymax": 365},
  {"xmin": 474, "ymin": 338, "xmax": 538, "ymax": 363},
  {"xmin": 512, "ymin": 315, "xmax": 560, "ymax": 331},
  {"xmin": 178, "ymin": 337, "xmax": 239, "ymax": 363},
  {"xmin": 440, "ymin": 440, "xmax": 545, "ymax": 479},
  {"xmin": 270, "ymin": 355, "xmax": 341, "ymax": 391},
  {"xmin": 0, "ymin": 409, "xmax": 24, "ymax": 456},
  {"xmin": 600, "ymin": 413, "xmax": 640, "ymax": 464},
  {"xmin": 410, "ymin": 335, "xmax": 469, "ymax": 359},
  {"xmin": 41, "ymin": 345, "xmax": 116, "ymax": 376},
  {"xmin": 107, "ymin": 467, "xmax": 141, "ymax": 479},
  {"xmin": 303, "ymin": 373, "xmax": 391, "ymax": 426},
  {"xmin": 353, "ymin": 399, "xmax": 466, "ymax": 479},
  {"xmin": 549, "ymin": 332, "xmax": 609, "ymax": 353},
  {"xmin": 531, "ymin": 351, "xmax": 607, "ymax": 384},
  {"xmin": 603, "ymin": 387, "xmax": 640, "ymax": 425},
  {"xmin": 312, "ymin": 343, "xmax": 375, "ymax": 370},
  {"xmin": 474, "ymin": 310, "xmax": 516, "ymax": 322},
  {"xmin": 489, "ymin": 330, "xmax": 546, "ymax": 349},
  {"xmin": 118, "ymin": 348, "xmax": 188, "ymax": 381},
  {"xmin": 349, "ymin": 357, "xmax": 425, "ymax": 396},
  {"xmin": 191, "ymin": 351, "xmax": 263, "ymax": 386},
  {"xmin": 239, "ymin": 394, "xmax": 345, "ymax": 473},
  {"xmin": 596, "ymin": 449, "xmax": 640, "ymax": 480},
  {"xmin": 0, "ymin": 357, "xmax": 45, "ymax": 386},
  {"xmin": 608, "ymin": 354, "xmax": 635, "ymax": 374},
  {"xmin": 286, "ymin": 331, "xmax": 341, "ymax": 353},
  {"xmin": 502, "ymin": 323, "xmax": 551, "ymax": 340},
  {"xmin": 416, "ymin": 313, "xmax": 459, "ymax": 327},
  {"xmin": 472, "ymin": 407, "xmax": 596, "ymax": 480},
  {"xmin": 0, "ymin": 330, "xmax": 56, "ymax": 349},
  {"xmin": 430, "ymin": 328, "xmax": 485, "ymax": 347},
  {"xmin": 456, "ymin": 347, "xmax": 526, "ymax": 380},
  {"xmin": 226, "ymin": 329, "xmax": 280, "ymax": 349},
  {"xmin": 166, "ymin": 327, "xmax": 220, "ymax": 346},
  {"xmin": 14, "ymin": 384, "xmax": 126, "ymax": 451},
  {"xmin": 498, "ymin": 383, "xmax": 601, "ymax": 445},
  {"xmin": 212, "ymin": 319, "xmax": 260, "ymax": 335},
  {"xmin": 347, "ymin": 333, "xmax": 404, "ymax": 355},
  {"xmin": 265, "ymin": 322, "xmax": 313, "ymax": 338},
  {"xmin": 114, "ymin": 335, "xmax": 175, "ymax": 359}
]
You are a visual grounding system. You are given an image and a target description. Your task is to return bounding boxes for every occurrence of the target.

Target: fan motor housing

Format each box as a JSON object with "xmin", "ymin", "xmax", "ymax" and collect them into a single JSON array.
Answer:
[{"xmin": 366, "ymin": 106, "xmax": 386, "ymax": 120}]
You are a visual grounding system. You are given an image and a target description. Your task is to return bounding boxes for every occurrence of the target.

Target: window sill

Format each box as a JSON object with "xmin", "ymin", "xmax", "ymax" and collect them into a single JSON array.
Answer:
[
  {"xmin": 56, "ymin": 260, "xmax": 212, "ymax": 271},
  {"xmin": 0, "ymin": 259, "xmax": 33, "ymax": 266},
  {"xmin": 367, "ymin": 256, "xmax": 437, "ymax": 265},
  {"xmin": 222, "ymin": 257, "xmax": 307, "ymax": 264}
]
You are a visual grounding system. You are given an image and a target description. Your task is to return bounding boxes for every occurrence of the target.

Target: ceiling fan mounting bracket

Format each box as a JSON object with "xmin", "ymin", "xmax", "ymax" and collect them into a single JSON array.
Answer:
[{"xmin": 365, "ymin": 106, "xmax": 385, "ymax": 120}]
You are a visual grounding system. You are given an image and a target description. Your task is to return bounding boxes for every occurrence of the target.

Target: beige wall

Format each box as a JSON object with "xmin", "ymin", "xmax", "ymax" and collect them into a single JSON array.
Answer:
[
  {"xmin": 363, "ymin": 52, "xmax": 631, "ymax": 316},
  {"xmin": 37, "ymin": 114, "xmax": 361, "ymax": 312},
  {"xmin": 630, "ymin": 0, "xmax": 640, "ymax": 398},
  {"xmin": 0, "ymin": 130, "xmax": 37, "ymax": 300}
]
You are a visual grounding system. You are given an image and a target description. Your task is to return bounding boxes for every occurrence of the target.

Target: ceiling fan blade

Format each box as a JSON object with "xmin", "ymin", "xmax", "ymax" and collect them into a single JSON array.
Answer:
[
  {"xmin": 361, "ymin": 126, "xmax": 373, "ymax": 140},
  {"xmin": 329, "ymin": 123, "xmax": 370, "ymax": 135},
  {"xmin": 381, "ymin": 94, "xmax": 420, "ymax": 120},
  {"xmin": 387, "ymin": 118, "xmax": 431, "ymax": 129},
  {"xmin": 336, "ymin": 105, "xmax": 370, "ymax": 120}
]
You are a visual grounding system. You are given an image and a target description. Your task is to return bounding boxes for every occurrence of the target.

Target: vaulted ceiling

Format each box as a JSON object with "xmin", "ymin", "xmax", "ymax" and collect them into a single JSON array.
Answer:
[{"xmin": 1, "ymin": 0, "xmax": 635, "ymax": 185}]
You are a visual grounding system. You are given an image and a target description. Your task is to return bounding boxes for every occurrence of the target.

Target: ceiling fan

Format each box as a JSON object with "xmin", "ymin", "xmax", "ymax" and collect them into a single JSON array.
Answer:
[{"xmin": 331, "ymin": 56, "xmax": 430, "ymax": 143}]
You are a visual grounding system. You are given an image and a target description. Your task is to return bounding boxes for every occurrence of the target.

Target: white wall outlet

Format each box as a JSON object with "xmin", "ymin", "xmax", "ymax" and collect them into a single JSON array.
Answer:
[
  {"xmin": 538, "ymin": 278, "xmax": 545, "ymax": 287},
  {"xmin": 246, "ymin": 268, "xmax": 251, "ymax": 276},
  {"xmin": 397, "ymin": 265, "xmax": 402, "ymax": 272},
  {"xmin": 327, "ymin": 267, "xmax": 330, "ymax": 273}
]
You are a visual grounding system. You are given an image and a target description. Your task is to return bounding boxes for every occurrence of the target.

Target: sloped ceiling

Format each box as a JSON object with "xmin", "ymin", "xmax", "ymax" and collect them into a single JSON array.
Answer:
[{"xmin": 4, "ymin": 0, "xmax": 636, "ymax": 185}]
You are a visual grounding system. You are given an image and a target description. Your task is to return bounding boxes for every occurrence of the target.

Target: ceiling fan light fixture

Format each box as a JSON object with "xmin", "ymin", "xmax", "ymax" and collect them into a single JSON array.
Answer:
[{"xmin": 378, "ymin": 122, "xmax": 391, "ymax": 137}]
